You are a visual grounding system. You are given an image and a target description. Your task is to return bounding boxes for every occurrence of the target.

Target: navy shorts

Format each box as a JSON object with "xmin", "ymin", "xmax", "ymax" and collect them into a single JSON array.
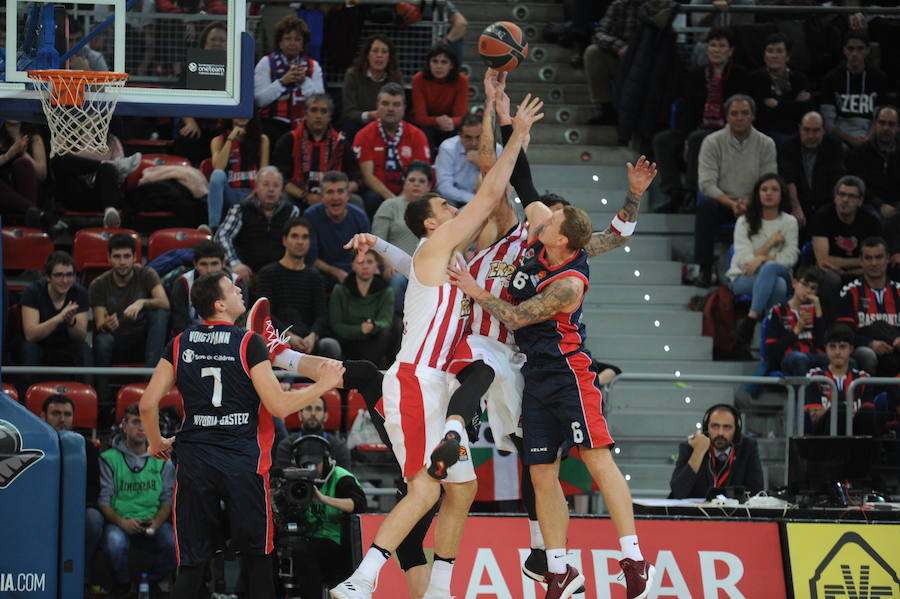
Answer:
[
  {"xmin": 521, "ymin": 351, "xmax": 614, "ymax": 465},
  {"xmin": 173, "ymin": 448, "xmax": 273, "ymax": 566}
]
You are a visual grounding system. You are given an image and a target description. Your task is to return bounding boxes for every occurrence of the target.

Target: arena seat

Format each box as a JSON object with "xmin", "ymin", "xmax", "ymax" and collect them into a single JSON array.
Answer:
[
  {"xmin": 148, "ymin": 228, "xmax": 212, "ymax": 261},
  {"xmin": 2, "ymin": 382, "xmax": 19, "ymax": 402},
  {"xmin": 285, "ymin": 383, "xmax": 341, "ymax": 433},
  {"xmin": 115, "ymin": 382, "xmax": 184, "ymax": 421},
  {"xmin": 73, "ymin": 227, "xmax": 141, "ymax": 285},
  {"xmin": 345, "ymin": 389, "xmax": 367, "ymax": 432},
  {"xmin": 2, "ymin": 227, "xmax": 54, "ymax": 291},
  {"xmin": 25, "ymin": 381, "xmax": 98, "ymax": 430}
]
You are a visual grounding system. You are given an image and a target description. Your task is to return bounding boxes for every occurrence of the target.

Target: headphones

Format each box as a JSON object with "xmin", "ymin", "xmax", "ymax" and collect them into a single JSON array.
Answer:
[
  {"xmin": 701, "ymin": 404, "xmax": 743, "ymax": 444},
  {"xmin": 291, "ymin": 434, "xmax": 334, "ymax": 475}
]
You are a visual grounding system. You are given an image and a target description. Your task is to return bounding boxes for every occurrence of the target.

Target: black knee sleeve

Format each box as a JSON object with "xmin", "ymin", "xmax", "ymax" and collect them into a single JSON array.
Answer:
[
  {"xmin": 448, "ymin": 360, "xmax": 495, "ymax": 421},
  {"xmin": 343, "ymin": 360, "xmax": 384, "ymax": 409},
  {"xmin": 511, "ymin": 435, "xmax": 537, "ymax": 521}
]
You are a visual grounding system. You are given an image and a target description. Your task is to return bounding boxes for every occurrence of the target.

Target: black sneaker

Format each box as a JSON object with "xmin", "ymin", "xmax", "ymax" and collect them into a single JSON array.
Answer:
[
  {"xmin": 427, "ymin": 431, "xmax": 461, "ymax": 480},
  {"xmin": 522, "ymin": 549, "xmax": 586, "ymax": 594}
]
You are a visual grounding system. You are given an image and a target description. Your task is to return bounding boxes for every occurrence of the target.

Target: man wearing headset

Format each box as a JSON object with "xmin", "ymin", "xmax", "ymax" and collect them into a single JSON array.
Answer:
[{"xmin": 668, "ymin": 404, "xmax": 764, "ymax": 500}]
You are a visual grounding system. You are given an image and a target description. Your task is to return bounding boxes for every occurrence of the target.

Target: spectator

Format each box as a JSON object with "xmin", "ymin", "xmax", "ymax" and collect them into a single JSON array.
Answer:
[
  {"xmin": 254, "ymin": 15, "xmax": 325, "ymax": 143},
  {"xmin": 888, "ymin": 211, "xmax": 900, "ymax": 281},
  {"xmin": 208, "ymin": 115, "xmax": 270, "ymax": 228},
  {"xmin": 256, "ymin": 217, "xmax": 341, "ymax": 359},
  {"xmin": 804, "ymin": 324, "xmax": 878, "ymax": 436},
  {"xmin": 410, "ymin": 41, "xmax": 469, "ymax": 150},
  {"xmin": 694, "ymin": 94, "xmax": 777, "ymax": 286},
  {"xmin": 652, "ymin": 27, "xmax": 748, "ymax": 213},
  {"xmin": 821, "ymin": 31, "xmax": 888, "ymax": 150},
  {"xmin": 778, "ymin": 111, "xmax": 845, "ymax": 227},
  {"xmin": 340, "ymin": 34, "xmax": 403, "ymax": 140},
  {"xmin": 20, "ymin": 252, "xmax": 91, "ymax": 379},
  {"xmin": 443, "ymin": 2, "xmax": 469, "ymax": 63},
  {"xmin": 765, "ymin": 265, "xmax": 829, "ymax": 376},
  {"xmin": 67, "ymin": 19, "xmax": 109, "ymax": 71},
  {"xmin": 273, "ymin": 93, "xmax": 361, "ymax": 208},
  {"xmin": 0, "ymin": 120, "xmax": 47, "ymax": 218},
  {"xmin": 846, "ymin": 105, "xmax": 900, "ymax": 219},
  {"xmin": 435, "ymin": 113, "xmax": 501, "ymax": 207},
  {"xmin": 40, "ymin": 393, "xmax": 103, "ymax": 578},
  {"xmin": 274, "ymin": 435, "xmax": 365, "ymax": 599},
  {"xmin": 215, "ymin": 165, "xmax": 300, "ymax": 280},
  {"xmin": 174, "ymin": 22, "xmax": 229, "ymax": 165},
  {"xmin": 746, "ymin": 33, "xmax": 812, "ymax": 146},
  {"xmin": 582, "ymin": 0, "xmax": 642, "ymax": 125},
  {"xmin": 836, "ymin": 237, "xmax": 900, "ymax": 377},
  {"xmin": 809, "ymin": 175, "xmax": 882, "ymax": 317},
  {"xmin": 157, "ymin": 0, "xmax": 226, "ymax": 77},
  {"xmin": 353, "ymin": 82, "xmax": 430, "ymax": 216},
  {"xmin": 669, "ymin": 405, "xmax": 764, "ymax": 499},
  {"xmin": 90, "ymin": 234, "xmax": 169, "ymax": 403},
  {"xmin": 169, "ymin": 240, "xmax": 247, "ymax": 333},
  {"xmin": 329, "ymin": 249, "xmax": 395, "ymax": 368},
  {"xmin": 98, "ymin": 403, "xmax": 176, "ymax": 598},
  {"xmin": 274, "ymin": 396, "xmax": 351, "ymax": 470},
  {"xmin": 51, "ymin": 134, "xmax": 142, "ymax": 229},
  {"xmin": 726, "ymin": 173, "xmax": 799, "ymax": 345},
  {"xmin": 304, "ymin": 171, "xmax": 371, "ymax": 288}
]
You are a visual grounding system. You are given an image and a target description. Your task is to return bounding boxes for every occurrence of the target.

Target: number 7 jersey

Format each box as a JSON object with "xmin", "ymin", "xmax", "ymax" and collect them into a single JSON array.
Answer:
[{"xmin": 163, "ymin": 321, "xmax": 272, "ymax": 467}]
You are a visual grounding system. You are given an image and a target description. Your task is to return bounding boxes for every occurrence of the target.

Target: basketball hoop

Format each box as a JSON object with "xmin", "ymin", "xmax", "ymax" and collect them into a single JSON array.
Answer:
[{"xmin": 27, "ymin": 70, "xmax": 128, "ymax": 157}]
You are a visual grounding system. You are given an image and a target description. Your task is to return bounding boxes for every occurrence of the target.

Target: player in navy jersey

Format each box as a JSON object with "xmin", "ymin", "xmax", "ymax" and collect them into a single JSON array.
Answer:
[
  {"xmin": 140, "ymin": 271, "xmax": 345, "ymax": 599},
  {"xmin": 448, "ymin": 155, "xmax": 658, "ymax": 599}
]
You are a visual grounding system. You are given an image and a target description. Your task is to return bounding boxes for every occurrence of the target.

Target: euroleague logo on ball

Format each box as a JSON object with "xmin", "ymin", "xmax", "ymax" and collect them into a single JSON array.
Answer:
[{"xmin": 478, "ymin": 21, "xmax": 529, "ymax": 72}]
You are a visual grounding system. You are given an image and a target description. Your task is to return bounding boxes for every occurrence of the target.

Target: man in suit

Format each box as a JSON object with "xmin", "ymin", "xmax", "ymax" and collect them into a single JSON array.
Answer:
[{"xmin": 669, "ymin": 404, "xmax": 764, "ymax": 499}]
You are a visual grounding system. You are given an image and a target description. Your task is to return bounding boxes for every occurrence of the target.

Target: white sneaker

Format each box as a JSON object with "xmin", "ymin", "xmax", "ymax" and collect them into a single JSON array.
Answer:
[
  {"xmin": 103, "ymin": 206, "xmax": 121, "ymax": 229},
  {"xmin": 330, "ymin": 577, "xmax": 374, "ymax": 599},
  {"xmin": 114, "ymin": 152, "xmax": 143, "ymax": 182}
]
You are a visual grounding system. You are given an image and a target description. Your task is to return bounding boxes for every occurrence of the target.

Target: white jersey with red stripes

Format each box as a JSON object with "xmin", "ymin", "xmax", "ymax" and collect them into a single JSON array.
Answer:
[
  {"xmin": 394, "ymin": 239, "xmax": 469, "ymax": 372},
  {"xmin": 466, "ymin": 221, "xmax": 529, "ymax": 345}
]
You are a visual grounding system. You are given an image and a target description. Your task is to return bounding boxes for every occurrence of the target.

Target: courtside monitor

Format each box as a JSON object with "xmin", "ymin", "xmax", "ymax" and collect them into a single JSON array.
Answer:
[
  {"xmin": 1, "ymin": 0, "xmax": 252, "ymax": 118},
  {"xmin": 787, "ymin": 436, "xmax": 876, "ymax": 497}
]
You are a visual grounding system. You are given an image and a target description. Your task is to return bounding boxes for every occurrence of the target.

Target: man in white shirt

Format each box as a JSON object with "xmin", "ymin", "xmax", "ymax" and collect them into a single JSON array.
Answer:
[{"xmin": 434, "ymin": 113, "xmax": 502, "ymax": 206}]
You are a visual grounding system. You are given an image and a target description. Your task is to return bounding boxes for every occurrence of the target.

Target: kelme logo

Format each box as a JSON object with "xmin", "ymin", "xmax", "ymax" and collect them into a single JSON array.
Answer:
[{"xmin": 809, "ymin": 532, "xmax": 899, "ymax": 598}]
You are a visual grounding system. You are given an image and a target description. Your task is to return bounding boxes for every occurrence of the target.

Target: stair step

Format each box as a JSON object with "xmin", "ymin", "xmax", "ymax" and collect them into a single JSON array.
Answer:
[
  {"xmin": 466, "ymin": 56, "xmax": 587, "ymax": 85},
  {"xmin": 530, "ymin": 165, "xmax": 630, "ymax": 188},
  {"xmin": 464, "ymin": 40, "xmax": 580, "ymax": 65},
  {"xmin": 455, "ymin": 2, "xmax": 564, "ymax": 23},
  {"xmin": 584, "ymin": 283, "xmax": 699, "ymax": 307},
  {"xmin": 611, "ymin": 409, "xmax": 709, "ymax": 437},
  {"xmin": 523, "ymin": 123, "xmax": 619, "ymax": 146},
  {"xmin": 583, "ymin": 307, "xmax": 699, "ymax": 335},
  {"xmin": 585, "ymin": 260, "xmax": 683, "ymax": 285},
  {"xmin": 588, "ymin": 359, "xmax": 759, "ymax": 376},
  {"xmin": 586, "ymin": 334, "xmax": 712, "ymax": 360},
  {"xmin": 607, "ymin": 384, "xmax": 737, "ymax": 413},
  {"xmin": 589, "ymin": 235, "xmax": 671, "ymax": 261},
  {"xmin": 466, "ymin": 80, "xmax": 595, "ymax": 105},
  {"xmin": 582, "ymin": 213, "xmax": 695, "ymax": 235}
]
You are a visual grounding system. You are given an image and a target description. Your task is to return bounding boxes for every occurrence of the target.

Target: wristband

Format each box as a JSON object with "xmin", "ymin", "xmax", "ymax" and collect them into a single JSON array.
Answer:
[{"xmin": 610, "ymin": 214, "xmax": 636, "ymax": 236}]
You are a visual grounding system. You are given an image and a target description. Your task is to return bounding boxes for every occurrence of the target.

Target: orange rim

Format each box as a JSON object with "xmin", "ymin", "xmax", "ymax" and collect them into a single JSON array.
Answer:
[{"xmin": 27, "ymin": 70, "xmax": 128, "ymax": 106}]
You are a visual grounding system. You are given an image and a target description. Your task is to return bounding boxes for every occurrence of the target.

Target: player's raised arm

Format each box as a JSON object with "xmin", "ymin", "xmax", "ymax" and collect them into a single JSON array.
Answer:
[
  {"xmin": 584, "ymin": 155, "xmax": 657, "ymax": 257},
  {"xmin": 140, "ymin": 359, "xmax": 177, "ymax": 459},
  {"xmin": 344, "ymin": 232, "xmax": 412, "ymax": 277},
  {"xmin": 250, "ymin": 358, "xmax": 345, "ymax": 418},
  {"xmin": 425, "ymin": 93, "xmax": 543, "ymax": 257},
  {"xmin": 478, "ymin": 70, "xmax": 503, "ymax": 175}
]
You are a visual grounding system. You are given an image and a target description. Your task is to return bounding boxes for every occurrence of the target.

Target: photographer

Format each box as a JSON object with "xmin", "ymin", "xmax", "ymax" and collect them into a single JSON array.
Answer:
[{"xmin": 274, "ymin": 435, "xmax": 365, "ymax": 599}]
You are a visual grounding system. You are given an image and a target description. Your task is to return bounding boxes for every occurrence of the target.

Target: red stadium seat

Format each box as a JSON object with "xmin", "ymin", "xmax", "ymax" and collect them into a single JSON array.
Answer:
[
  {"xmin": 25, "ymin": 381, "xmax": 98, "ymax": 430},
  {"xmin": 72, "ymin": 228, "xmax": 141, "ymax": 285},
  {"xmin": 2, "ymin": 382, "xmax": 19, "ymax": 402},
  {"xmin": 126, "ymin": 153, "xmax": 191, "ymax": 190},
  {"xmin": 345, "ymin": 389, "xmax": 367, "ymax": 433},
  {"xmin": 2, "ymin": 227, "xmax": 54, "ymax": 291},
  {"xmin": 148, "ymin": 228, "xmax": 212, "ymax": 261},
  {"xmin": 116, "ymin": 382, "xmax": 184, "ymax": 421},
  {"xmin": 284, "ymin": 384, "xmax": 341, "ymax": 432}
]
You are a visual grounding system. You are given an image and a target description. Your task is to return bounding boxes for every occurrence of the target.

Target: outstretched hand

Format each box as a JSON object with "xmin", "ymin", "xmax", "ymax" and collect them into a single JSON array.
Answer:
[
  {"xmin": 149, "ymin": 436, "xmax": 174, "ymax": 460},
  {"xmin": 343, "ymin": 233, "xmax": 378, "ymax": 262},
  {"xmin": 626, "ymin": 155, "xmax": 657, "ymax": 195},
  {"xmin": 447, "ymin": 261, "xmax": 483, "ymax": 299},
  {"xmin": 512, "ymin": 94, "xmax": 544, "ymax": 133},
  {"xmin": 483, "ymin": 69, "xmax": 507, "ymax": 103}
]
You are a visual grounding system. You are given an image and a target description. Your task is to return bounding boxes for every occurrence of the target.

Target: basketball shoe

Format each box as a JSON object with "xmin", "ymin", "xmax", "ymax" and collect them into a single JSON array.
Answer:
[
  {"xmin": 247, "ymin": 297, "xmax": 292, "ymax": 362},
  {"xmin": 427, "ymin": 430, "xmax": 461, "ymax": 480},
  {"xmin": 619, "ymin": 558, "xmax": 655, "ymax": 599},
  {"xmin": 329, "ymin": 576, "xmax": 374, "ymax": 599},
  {"xmin": 523, "ymin": 549, "xmax": 585, "ymax": 594},
  {"xmin": 544, "ymin": 565, "xmax": 584, "ymax": 599}
]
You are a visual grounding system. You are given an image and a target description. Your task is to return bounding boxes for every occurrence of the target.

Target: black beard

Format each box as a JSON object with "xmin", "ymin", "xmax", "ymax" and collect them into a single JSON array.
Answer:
[
  {"xmin": 713, "ymin": 436, "xmax": 731, "ymax": 449},
  {"xmin": 302, "ymin": 423, "xmax": 324, "ymax": 434}
]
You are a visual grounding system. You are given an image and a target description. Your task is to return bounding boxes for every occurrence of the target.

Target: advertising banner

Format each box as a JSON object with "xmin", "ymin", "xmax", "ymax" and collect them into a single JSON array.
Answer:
[
  {"xmin": 785, "ymin": 522, "xmax": 900, "ymax": 599},
  {"xmin": 359, "ymin": 515, "xmax": 786, "ymax": 598}
]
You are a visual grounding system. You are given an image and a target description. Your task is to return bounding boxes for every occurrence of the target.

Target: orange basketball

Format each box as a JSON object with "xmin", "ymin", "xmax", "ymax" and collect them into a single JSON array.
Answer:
[{"xmin": 478, "ymin": 21, "xmax": 529, "ymax": 72}]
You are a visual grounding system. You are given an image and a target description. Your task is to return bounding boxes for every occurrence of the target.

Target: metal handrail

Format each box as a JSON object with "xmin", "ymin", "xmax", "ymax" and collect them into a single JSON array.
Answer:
[
  {"xmin": 846, "ymin": 376, "xmax": 900, "ymax": 437},
  {"xmin": 2, "ymin": 366, "xmax": 305, "ymax": 379},
  {"xmin": 679, "ymin": 4, "xmax": 900, "ymax": 15}
]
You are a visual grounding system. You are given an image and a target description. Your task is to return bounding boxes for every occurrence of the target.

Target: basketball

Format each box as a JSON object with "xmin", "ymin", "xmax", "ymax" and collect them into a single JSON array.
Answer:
[{"xmin": 478, "ymin": 21, "xmax": 529, "ymax": 72}]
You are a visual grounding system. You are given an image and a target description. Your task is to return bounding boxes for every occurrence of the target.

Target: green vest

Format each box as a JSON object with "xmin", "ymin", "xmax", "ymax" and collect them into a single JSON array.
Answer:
[
  {"xmin": 304, "ymin": 466, "xmax": 358, "ymax": 544},
  {"xmin": 101, "ymin": 447, "xmax": 165, "ymax": 520}
]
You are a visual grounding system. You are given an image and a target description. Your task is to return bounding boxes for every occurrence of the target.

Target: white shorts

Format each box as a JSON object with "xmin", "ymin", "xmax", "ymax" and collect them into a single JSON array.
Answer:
[
  {"xmin": 382, "ymin": 362, "xmax": 476, "ymax": 483},
  {"xmin": 447, "ymin": 335, "xmax": 525, "ymax": 453}
]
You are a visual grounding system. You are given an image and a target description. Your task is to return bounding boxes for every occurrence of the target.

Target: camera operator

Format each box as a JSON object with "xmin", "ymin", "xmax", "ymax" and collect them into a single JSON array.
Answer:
[
  {"xmin": 273, "ymin": 435, "xmax": 365, "ymax": 599},
  {"xmin": 274, "ymin": 395, "xmax": 351, "ymax": 470}
]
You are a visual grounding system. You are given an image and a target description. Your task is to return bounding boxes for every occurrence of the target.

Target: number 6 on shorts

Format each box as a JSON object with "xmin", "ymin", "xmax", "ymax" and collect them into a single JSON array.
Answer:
[{"xmin": 571, "ymin": 421, "xmax": 584, "ymax": 443}]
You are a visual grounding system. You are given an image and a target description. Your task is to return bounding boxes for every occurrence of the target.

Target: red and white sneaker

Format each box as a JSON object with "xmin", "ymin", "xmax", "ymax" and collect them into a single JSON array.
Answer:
[
  {"xmin": 619, "ymin": 559, "xmax": 655, "ymax": 599},
  {"xmin": 544, "ymin": 565, "xmax": 584, "ymax": 599},
  {"xmin": 247, "ymin": 297, "xmax": 292, "ymax": 362}
]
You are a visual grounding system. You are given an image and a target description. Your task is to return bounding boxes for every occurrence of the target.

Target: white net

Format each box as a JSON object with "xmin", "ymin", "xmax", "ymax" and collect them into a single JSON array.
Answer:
[{"xmin": 28, "ymin": 71, "xmax": 128, "ymax": 157}]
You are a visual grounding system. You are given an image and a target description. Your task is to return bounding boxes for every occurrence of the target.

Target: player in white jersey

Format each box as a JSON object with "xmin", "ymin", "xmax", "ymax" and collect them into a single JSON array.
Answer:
[{"xmin": 330, "ymin": 86, "xmax": 544, "ymax": 599}]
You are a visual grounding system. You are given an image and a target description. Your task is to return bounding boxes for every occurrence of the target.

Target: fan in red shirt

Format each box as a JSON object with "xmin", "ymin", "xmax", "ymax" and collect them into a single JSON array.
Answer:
[
  {"xmin": 410, "ymin": 41, "xmax": 469, "ymax": 151},
  {"xmin": 353, "ymin": 82, "xmax": 430, "ymax": 217}
]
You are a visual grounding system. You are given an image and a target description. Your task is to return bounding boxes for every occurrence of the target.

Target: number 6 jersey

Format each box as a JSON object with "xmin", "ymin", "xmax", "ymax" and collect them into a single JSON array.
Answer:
[{"xmin": 163, "ymin": 321, "xmax": 272, "ymax": 468}]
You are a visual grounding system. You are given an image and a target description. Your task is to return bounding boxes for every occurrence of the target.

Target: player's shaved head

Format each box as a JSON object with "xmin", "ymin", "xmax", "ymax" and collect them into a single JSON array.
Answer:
[{"xmin": 560, "ymin": 206, "xmax": 593, "ymax": 250}]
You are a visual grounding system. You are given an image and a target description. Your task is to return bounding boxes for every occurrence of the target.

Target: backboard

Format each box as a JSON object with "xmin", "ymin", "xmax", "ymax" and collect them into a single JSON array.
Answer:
[{"xmin": 0, "ymin": 0, "xmax": 253, "ymax": 118}]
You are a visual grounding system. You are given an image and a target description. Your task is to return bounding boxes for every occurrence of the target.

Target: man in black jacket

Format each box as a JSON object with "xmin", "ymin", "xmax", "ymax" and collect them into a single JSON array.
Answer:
[
  {"xmin": 669, "ymin": 405, "xmax": 764, "ymax": 500},
  {"xmin": 846, "ymin": 105, "xmax": 900, "ymax": 219}
]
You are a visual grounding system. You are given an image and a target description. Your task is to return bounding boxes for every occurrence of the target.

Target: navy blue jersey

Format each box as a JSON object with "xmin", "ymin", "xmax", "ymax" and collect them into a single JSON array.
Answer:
[
  {"xmin": 507, "ymin": 240, "xmax": 591, "ymax": 360},
  {"xmin": 163, "ymin": 321, "xmax": 272, "ymax": 469}
]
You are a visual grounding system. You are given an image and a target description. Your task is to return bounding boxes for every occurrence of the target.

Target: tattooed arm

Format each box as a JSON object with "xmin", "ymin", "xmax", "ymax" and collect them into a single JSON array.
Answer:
[
  {"xmin": 448, "ymin": 264, "xmax": 584, "ymax": 330},
  {"xmin": 586, "ymin": 155, "xmax": 657, "ymax": 258}
]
